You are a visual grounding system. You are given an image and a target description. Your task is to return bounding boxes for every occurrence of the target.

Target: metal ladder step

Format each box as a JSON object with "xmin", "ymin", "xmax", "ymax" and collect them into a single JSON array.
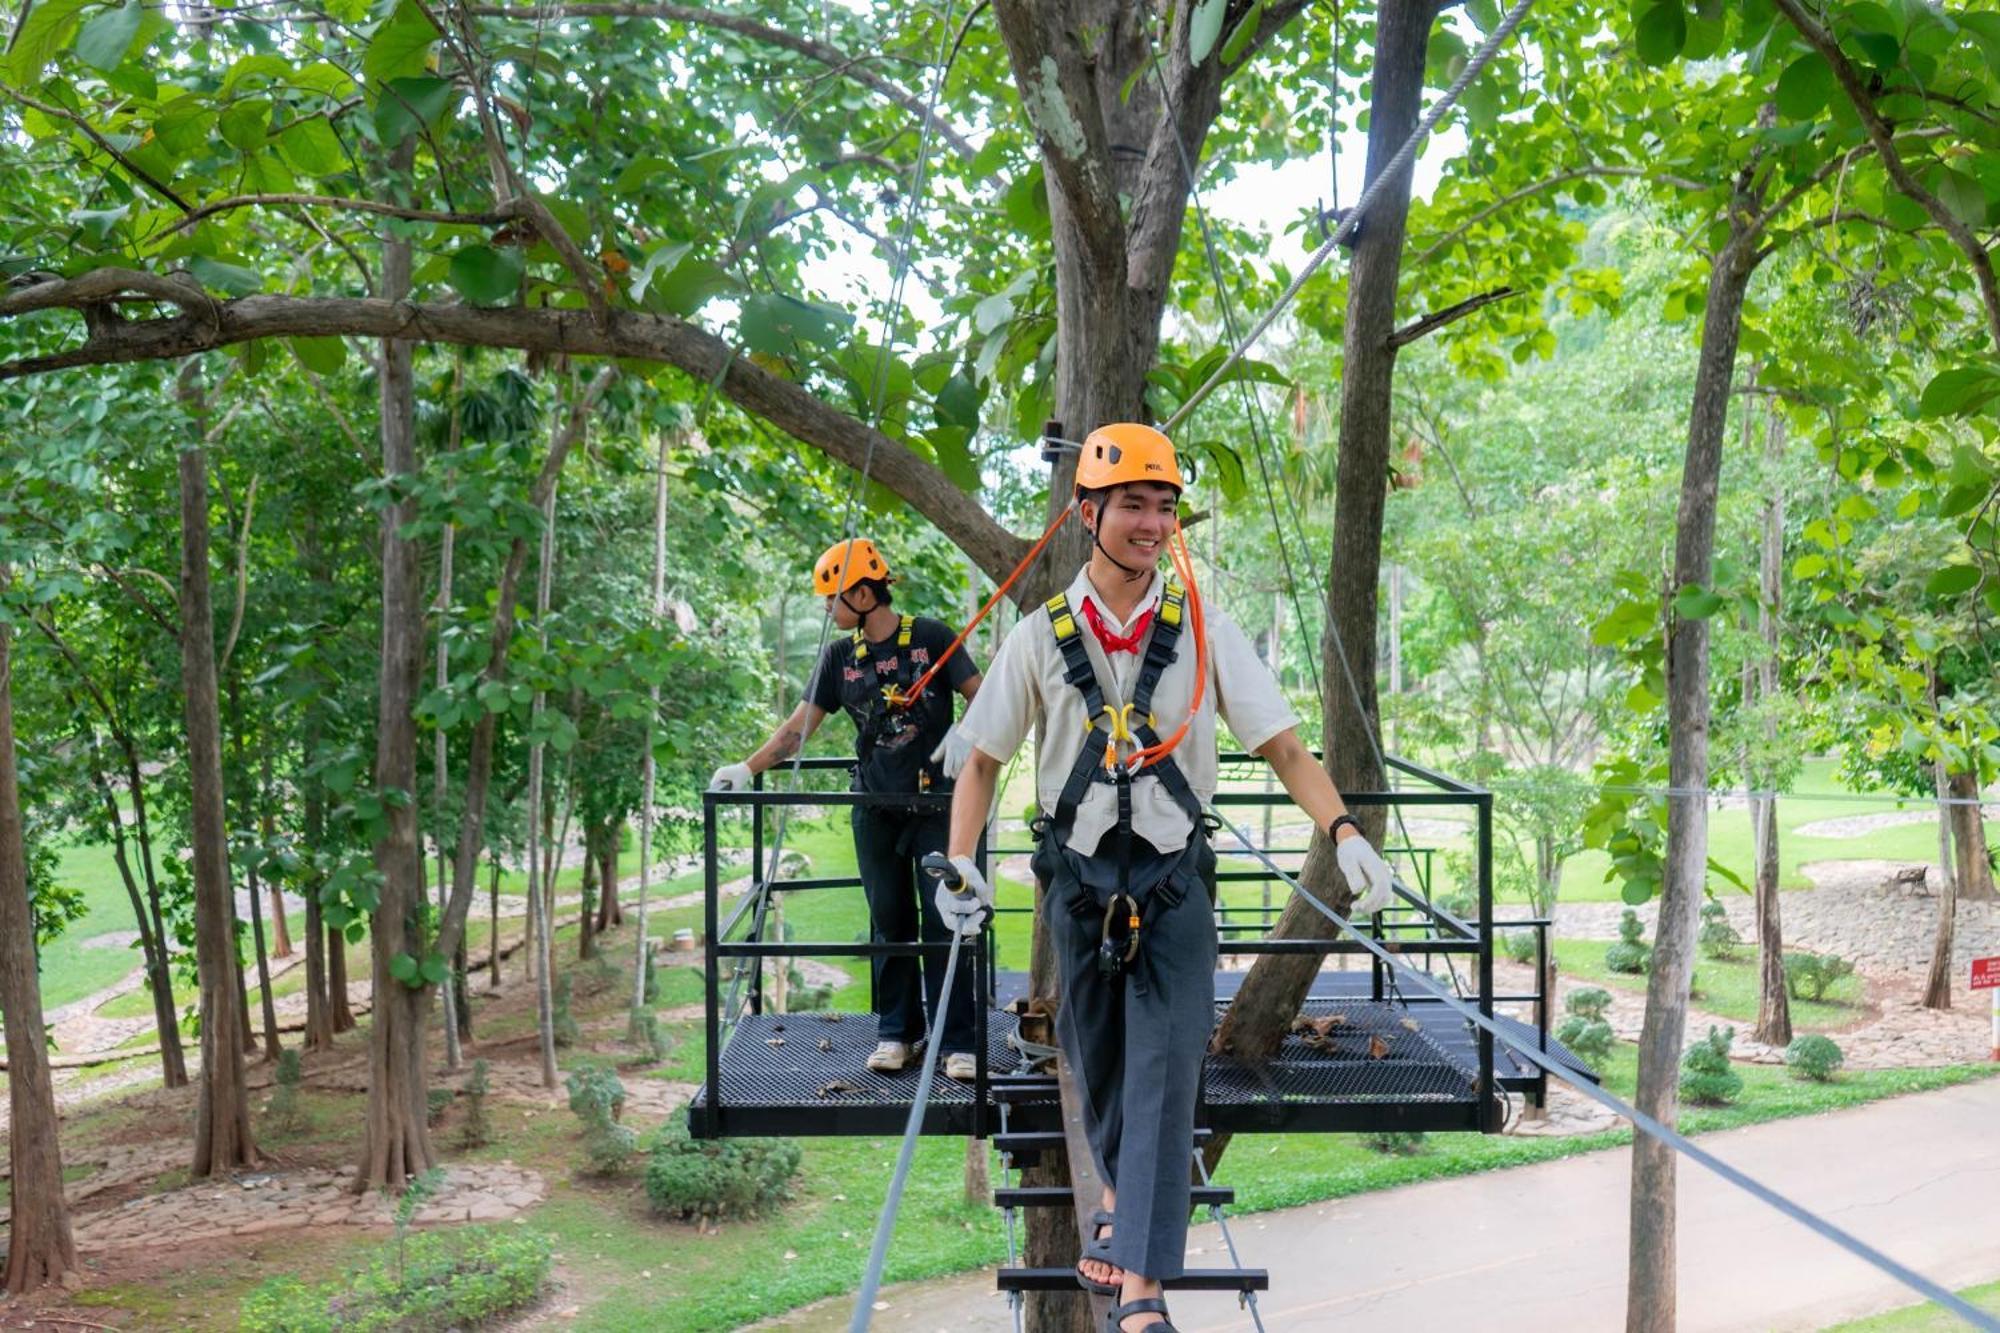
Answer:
[
  {"xmin": 996, "ymin": 1267, "xmax": 1269, "ymax": 1293},
  {"xmin": 994, "ymin": 1185, "xmax": 1233, "ymax": 1209},
  {"xmin": 994, "ymin": 1128, "xmax": 1211, "ymax": 1166},
  {"xmin": 989, "ymin": 1075, "xmax": 1060, "ymax": 1104}
]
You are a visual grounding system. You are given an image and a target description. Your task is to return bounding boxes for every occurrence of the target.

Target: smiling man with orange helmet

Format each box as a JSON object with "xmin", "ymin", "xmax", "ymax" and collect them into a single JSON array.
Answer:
[
  {"xmin": 709, "ymin": 538, "xmax": 984, "ymax": 1081},
  {"xmin": 938, "ymin": 423, "xmax": 1393, "ymax": 1331}
]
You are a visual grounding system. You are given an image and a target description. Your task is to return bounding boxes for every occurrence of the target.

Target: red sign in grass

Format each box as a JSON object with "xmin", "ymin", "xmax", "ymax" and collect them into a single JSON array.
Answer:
[{"xmin": 1972, "ymin": 957, "xmax": 2000, "ymax": 991}]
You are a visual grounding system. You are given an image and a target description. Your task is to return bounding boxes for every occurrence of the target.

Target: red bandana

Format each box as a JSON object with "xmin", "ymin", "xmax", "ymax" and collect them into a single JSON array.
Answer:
[{"xmin": 1080, "ymin": 597, "xmax": 1154, "ymax": 656}]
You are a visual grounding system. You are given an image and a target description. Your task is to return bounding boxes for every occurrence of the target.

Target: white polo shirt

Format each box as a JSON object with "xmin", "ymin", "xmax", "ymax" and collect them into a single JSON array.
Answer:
[{"xmin": 960, "ymin": 565, "xmax": 1297, "ymax": 857}]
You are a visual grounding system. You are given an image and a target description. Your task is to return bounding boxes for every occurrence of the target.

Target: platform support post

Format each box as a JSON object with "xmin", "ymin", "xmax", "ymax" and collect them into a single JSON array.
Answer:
[{"xmin": 703, "ymin": 794, "xmax": 722, "ymax": 1138}]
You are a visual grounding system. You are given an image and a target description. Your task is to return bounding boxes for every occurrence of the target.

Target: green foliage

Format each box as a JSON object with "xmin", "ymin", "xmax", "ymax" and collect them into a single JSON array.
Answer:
[
  {"xmin": 1698, "ymin": 899, "xmax": 1742, "ymax": 961},
  {"xmin": 626, "ymin": 1007, "xmax": 671, "ymax": 1064},
  {"xmin": 1362, "ymin": 1131, "xmax": 1428, "ymax": 1157},
  {"xmin": 238, "ymin": 1225, "xmax": 552, "ymax": 1332},
  {"xmin": 1557, "ymin": 1014, "xmax": 1616, "ymax": 1066},
  {"xmin": 1501, "ymin": 929, "xmax": 1537, "ymax": 964},
  {"xmin": 1604, "ymin": 909, "xmax": 1651, "ymax": 974},
  {"xmin": 266, "ymin": 1048, "xmax": 304, "ymax": 1134},
  {"xmin": 565, "ymin": 1063, "xmax": 634, "ymax": 1175},
  {"xmin": 1785, "ymin": 1034, "xmax": 1845, "ymax": 1082},
  {"xmin": 425, "ymin": 1087, "xmax": 453, "ymax": 1128},
  {"xmin": 645, "ymin": 1121, "xmax": 801, "ymax": 1222},
  {"xmin": 552, "ymin": 973, "xmax": 580, "ymax": 1049},
  {"xmin": 1783, "ymin": 952, "xmax": 1855, "ymax": 1002},
  {"xmin": 1679, "ymin": 1026, "xmax": 1743, "ymax": 1106},
  {"xmin": 1566, "ymin": 986, "xmax": 1614, "ymax": 1023},
  {"xmin": 459, "ymin": 1059, "xmax": 492, "ymax": 1150}
]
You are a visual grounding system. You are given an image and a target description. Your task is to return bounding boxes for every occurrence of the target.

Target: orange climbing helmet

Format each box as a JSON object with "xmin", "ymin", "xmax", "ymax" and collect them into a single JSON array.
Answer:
[
  {"xmin": 812, "ymin": 538, "xmax": 892, "ymax": 596},
  {"xmin": 1074, "ymin": 422, "xmax": 1185, "ymax": 496}
]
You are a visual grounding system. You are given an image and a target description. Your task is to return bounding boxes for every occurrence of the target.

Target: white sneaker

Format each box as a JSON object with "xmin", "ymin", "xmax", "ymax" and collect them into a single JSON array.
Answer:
[
  {"xmin": 943, "ymin": 1051, "xmax": 979, "ymax": 1082},
  {"xmin": 866, "ymin": 1040, "xmax": 916, "ymax": 1073}
]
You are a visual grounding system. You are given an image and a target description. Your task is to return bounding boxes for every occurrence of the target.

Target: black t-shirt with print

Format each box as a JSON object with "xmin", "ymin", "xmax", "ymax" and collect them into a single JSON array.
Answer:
[{"xmin": 808, "ymin": 615, "xmax": 978, "ymax": 795}]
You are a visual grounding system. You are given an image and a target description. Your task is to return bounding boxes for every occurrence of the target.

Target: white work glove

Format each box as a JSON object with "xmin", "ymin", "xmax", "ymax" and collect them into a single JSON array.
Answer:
[
  {"xmin": 933, "ymin": 854, "xmax": 992, "ymax": 938},
  {"xmin": 930, "ymin": 726, "xmax": 974, "ymax": 780},
  {"xmin": 708, "ymin": 760, "xmax": 754, "ymax": 792},
  {"xmin": 1335, "ymin": 831, "xmax": 1397, "ymax": 916}
]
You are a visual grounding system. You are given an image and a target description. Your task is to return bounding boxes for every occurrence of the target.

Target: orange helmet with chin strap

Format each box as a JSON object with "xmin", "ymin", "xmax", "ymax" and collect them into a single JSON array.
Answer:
[
  {"xmin": 1074, "ymin": 422, "xmax": 1185, "ymax": 496},
  {"xmin": 812, "ymin": 538, "xmax": 892, "ymax": 597}
]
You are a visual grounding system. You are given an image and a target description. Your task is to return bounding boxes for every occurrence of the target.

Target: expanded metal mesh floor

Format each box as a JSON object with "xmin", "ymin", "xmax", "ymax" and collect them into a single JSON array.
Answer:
[
  {"xmin": 1205, "ymin": 997, "xmax": 1480, "ymax": 1105},
  {"xmin": 701, "ymin": 1009, "xmax": 1027, "ymax": 1111}
]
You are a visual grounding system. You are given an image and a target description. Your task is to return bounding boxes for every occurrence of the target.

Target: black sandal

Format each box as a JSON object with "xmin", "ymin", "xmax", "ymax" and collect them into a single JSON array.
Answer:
[
  {"xmin": 1077, "ymin": 1208, "xmax": 1119, "ymax": 1296},
  {"xmin": 1107, "ymin": 1296, "xmax": 1177, "ymax": 1333}
]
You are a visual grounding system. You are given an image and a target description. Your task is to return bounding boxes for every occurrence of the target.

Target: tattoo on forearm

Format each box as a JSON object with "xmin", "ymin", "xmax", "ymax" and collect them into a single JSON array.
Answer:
[{"xmin": 773, "ymin": 729, "xmax": 802, "ymax": 760}]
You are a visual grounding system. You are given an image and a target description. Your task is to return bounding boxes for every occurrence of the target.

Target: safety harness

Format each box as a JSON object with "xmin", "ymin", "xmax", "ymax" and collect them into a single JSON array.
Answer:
[
  {"xmin": 1042, "ymin": 580, "xmax": 1204, "ymax": 978},
  {"xmin": 849, "ymin": 614, "xmax": 945, "ymax": 794}
]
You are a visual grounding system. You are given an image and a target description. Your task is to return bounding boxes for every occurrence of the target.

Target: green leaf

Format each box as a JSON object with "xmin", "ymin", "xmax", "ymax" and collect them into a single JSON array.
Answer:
[
  {"xmin": 1218, "ymin": 0, "xmax": 1264, "ymax": 65},
  {"xmin": 289, "ymin": 336, "xmax": 347, "ymax": 375},
  {"xmin": 277, "ymin": 116, "xmax": 346, "ymax": 176},
  {"xmin": 219, "ymin": 98, "xmax": 272, "ymax": 152},
  {"xmin": 1672, "ymin": 583, "xmax": 1725, "ymax": 619},
  {"xmin": 934, "ymin": 372, "xmax": 983, "ymax": 430},
  {"xmin": 388, "ymin": 952, "xmax": 420, "ymax": 984},
  {"xmin": 1790, "ymin": 553, "xmax": 1828, "ymax": 579},
  {"xmin": 1917, "ymin": 365, "xmax": 2000, "ymax": 418},
  {"xmin": 928, "ymin": 425, "xmax": 980, "ymax": 493},
  {"xmin": 373, "ymin": 74, "xmax": 454, "ymax": 147},
  {"xmin": 362, "ymin": 0, "xmax": 440, "ymax": 86},
  {"xmin": 1621, "ymin": 878, "xmax": 1657, "ymax": 905},
  {"xmin": 447, "ymin": 245, "xmax": 524, "ymax": 305},
  {"xmin": 1633, "ymin": 0, "xmax": 1688, "ymax": 65},
  {"xmin": 75, "ymin": 0, "xmax": 143, "ymax": 71},
  {"xmin": 1932, "ymin": 167, "xmax": 1988, "ymax": 228},
  {"xmin": 1938, "ymin": 482, "xmax": 1990, "ymax": 518},
  {"xmin": 419, "ymin": 954, "xmax": 449, "ymax": 986},
  {"xmin": 1924, "ymin": 566, "xmax": 1980, "ymax": 597},
  {"xmin": 1773, "ymin": 53, "xmax": 1834, "ymax": 120},
  {"xmin": 738, "ymin": 293, "xmax": 855, "ymax": 358},
  {"xmin": 7, "ymin": 0, "xmax": 86, "ymax": 83},
  {"xmin": 1188, "ymin": 0, "xmax": 1228, "ymax": 65},
  {"xmin": 187, "ymin": 254, "xmax": 263, "ymax": 296}
]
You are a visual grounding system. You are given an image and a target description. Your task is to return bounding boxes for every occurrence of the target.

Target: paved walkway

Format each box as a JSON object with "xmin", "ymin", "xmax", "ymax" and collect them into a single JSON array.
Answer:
[{"xmin": 770, "ymin": 1076, "xmax": 2000, "ymax": 1332}]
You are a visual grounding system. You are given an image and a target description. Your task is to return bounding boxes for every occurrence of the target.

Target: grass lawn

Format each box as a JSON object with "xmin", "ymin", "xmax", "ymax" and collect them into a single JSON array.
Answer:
[
  {"xmin": 1554, "ymin": 938, "xmax": 1866, "ymax": 1033},
  {"xmin": 1827, "ymin": 1279, "xmax": 2000, "ymax": 1330}
]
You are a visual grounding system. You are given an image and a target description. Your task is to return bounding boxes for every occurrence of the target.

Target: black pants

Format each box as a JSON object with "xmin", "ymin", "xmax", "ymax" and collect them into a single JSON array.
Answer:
[
  {"xmin": 850, "ymin": 804, "xmax": 978, "ymax": 1054},
  {"xmin": 1036, "ymin": 826, "xmax": 1218, "ymax": 1281}
]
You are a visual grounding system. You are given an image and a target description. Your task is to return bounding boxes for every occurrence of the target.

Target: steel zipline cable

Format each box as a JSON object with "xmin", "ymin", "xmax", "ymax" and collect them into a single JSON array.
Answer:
[{"xmin": 1204, "ymin": 802, "xmax": 2000, "ymax": 1333}]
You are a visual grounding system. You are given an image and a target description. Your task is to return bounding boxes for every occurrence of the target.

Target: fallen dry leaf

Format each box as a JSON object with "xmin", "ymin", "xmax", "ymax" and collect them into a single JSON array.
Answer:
[
  {"xmin": 1368, "ymin": 1035, "xmax": 1391, "ymax": 1060},
  {"xmin": 817, "ymin": 1080, "xmax": 860, "ymax": 1097}
]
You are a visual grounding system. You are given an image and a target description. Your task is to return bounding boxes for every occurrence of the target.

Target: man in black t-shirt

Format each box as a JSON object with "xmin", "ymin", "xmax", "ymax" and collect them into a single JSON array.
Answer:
[{"xmin": 710, "ymin": 539, "xmax": 984, "ymax": 1079}]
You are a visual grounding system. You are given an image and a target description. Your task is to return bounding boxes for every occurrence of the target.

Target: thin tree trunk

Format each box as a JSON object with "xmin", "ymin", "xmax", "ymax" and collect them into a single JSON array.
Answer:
[
  {"xmin": 231, "ymin": 675, "xmax": 282, "ymax": 1063},
  {"xmin": 489, "ymin": 852, "xmax": 503, "ymax": 988},
  {"xmin": 578, "ymin": 845, "xmax": 596, "ymax": 960},
  {"xmin": 0, "ymin": 604, "xmax": 79, "ymax": 1295},
  {"xmin": 302, "ymin": 728, "xmax": 335, "ymax": 1054},
  {"xmin": 633, "ymin": 427, "xmax": 668, "ymax": 1015},
  {"xmin": 1753, "ymin": 404, "xmax": 1791, "ymax": 1046},
  {"xmin": 177, "ymin": 379, "xmax": 258, "ymax": 1179},
  {"xmin": 329, "ymin": 919, "xmax": 355, "ymax": 1031},
  {"xmin": 597, "ymin": 832, "xmax": 621, "ymax": 930},
  {"xmin": 1626, "ymin": 215, "xmax": 1762, "ymax": 1333},
  {"xmin": 434, "ymin": 517, "xmax": 462, "ymax": 1069},
  {"xmin": 355, "ymin": 197, "xmax": 440, "ymax": 1192},
  {"xmin": 1924, "ymin": 756, "xmax": 1961, "ymax": 1009},
  {"xmin": 1948, "ymin": 769, "xmax": 1995, "ymax": 902},
  {"xmin": 260, "ymin": 743, "xmax": 291, "ymax": 961},
  {"xmin": 528, "ymin": 481, "xmax": 561, "ymax": 1088}
]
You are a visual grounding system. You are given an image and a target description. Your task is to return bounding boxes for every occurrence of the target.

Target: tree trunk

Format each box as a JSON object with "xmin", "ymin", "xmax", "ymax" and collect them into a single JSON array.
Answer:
[
  {"xmin": 303, "ymin": 728, "xmax": 335, "ymax": 1053},
  {"xmin": 597, "ymin": 832, "xmax": 621, "ymax": 930},
  {"xmin": 0, "ymin": 605, "xmax": 80, "ymax": 1296},
  {"xmin": 1207, "ymin": 1, "xmax": 1440, "ymax": 1155},
  {"xmin": 177, "ymin": 386, "xmax": 258, "ymax": 1179},
  {"xmin": 434, "ymin": 518, "xmax": 463, "ymax": 1070},
  {"xmin": 1923, "ymin": 758, "xmax": 1961, "ymax": 1009},
  {"xmin": 329, "ymin": 919, "xmax": 355, "ymax": 1031},
  {"xmin": 578, "ymin": 845, "xmax": 597, "ymax": 960},
  {"xmin": 634, "ymin": 427, "xmax": 668, "ymax": 1015},
  {"xmin": 232, "ymin": 676, "xmax": 282, "ymax": 1063},
  {"xmin": 1948, "ymin": 768, "xmax": 1994, "ymax": 902},
  {"xmin": 528, "ymin": 482, "xmax": 561, "ymax": 1089},
  {"xmin": 1626, "ymin": 221, "xmax": 1761, "ymax": 1333},
  {"xmin": 489, "ymin": 852, "xmax": 503, "ymax": 988},
  {"xmin": 260, "ymin": 743, "xmax": 291, "ymax": 961},
  {"xmin": 1752, "ymin": 400, "xmax": 1791, "ymax": 1047},
  {"xmin": 355, "ymin": 210, "xmax": 439, "ymax": 1192}
]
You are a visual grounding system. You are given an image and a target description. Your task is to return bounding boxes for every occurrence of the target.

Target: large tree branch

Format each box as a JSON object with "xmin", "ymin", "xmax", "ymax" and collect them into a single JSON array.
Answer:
[
  {"xmin": 166, "ymin": 194, "xmax": 514, "ymax": 236},
  {"xmin": 1389, "ymin": 285, "xmax": 1518, "ymax": 347},
  {"xmin": 467, "ymin": 3, "xmax": 977, "ymax": 161},
  {"xmin": 1770, "ymin": 0, "xmax": 2000, "ymax": 348},
  {"xmin": 0, "ymin": 274, "xmax": 1028, "ymax": 582}
]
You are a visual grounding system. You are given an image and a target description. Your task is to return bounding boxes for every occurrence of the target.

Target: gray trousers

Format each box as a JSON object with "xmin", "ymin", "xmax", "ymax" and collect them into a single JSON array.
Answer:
[{"xmin": 1037, "ymin": 827, "xmax": 1217, "ymax": 1281}]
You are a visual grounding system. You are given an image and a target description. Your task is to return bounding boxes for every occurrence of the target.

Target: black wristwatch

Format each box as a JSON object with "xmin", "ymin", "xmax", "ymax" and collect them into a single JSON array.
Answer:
[{"xmin": 1327, "ymin": 814, "xmax": 1360, "ymax": 842}]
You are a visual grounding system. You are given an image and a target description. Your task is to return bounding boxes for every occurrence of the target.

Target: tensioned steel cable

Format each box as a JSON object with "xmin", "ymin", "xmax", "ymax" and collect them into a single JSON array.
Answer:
[
  {"xmin": 1205, "ymin": 802, "xmax": 2000, "ymax": 1333},
  {"xmin": 849, "ymin": 924, "xmax": 970, "ymax": 1332},
  {"xmin": 1163, "ymin": 0, "xmax": 1539, "ymax": 434},
  {"xmin": 1192, "ymin": 1144, "xmax": 1267, "ymax": 1332}
]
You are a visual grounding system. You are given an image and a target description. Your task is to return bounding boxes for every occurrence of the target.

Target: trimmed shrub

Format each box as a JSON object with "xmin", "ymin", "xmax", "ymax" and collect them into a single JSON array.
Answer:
[
  {"xmin": 1501, "ymin": 930, "xmax": 1537, "ymax": 964},
  {"xmin": 1555, "ymin": 1017, "xmax": 1615, "ymax": 1066},
  {"xmin": 239, "ymin": 1225, "xmax": 552, "ymax": 1331},
  {"xmin": 458, "ymin": 1059, "xmax": 492, "ymax": 1150},
  {"xmin": 267, "ymin": 1048, "xmax": 304, "ymax": 1134},
  {"xmin": 1678, "ymin": 1025, "xmax": 1742, "ymax": 1106},
  {"xmin": 565, "ymin": 1065, "xmax": 634, "ymax": 1176},
  {"xmin": 626, "ymin": 1008, "xmax": 670, "ymax": 1064},
  {"xmin": 1785, "ymin": 1034, "xmax": 1844, "ymax": 1082},
  {"xmin": 1363, "ymin": 1131, "xmax": 1428, "ymax": 1156},
  {"xmin": 1605, "ymin": 909, "xmax": 1650, "ymax": 975},
  {"xmin": 1782, "ymin": 952, "xmax": 1854, "ymax": 1001},
  {"xmin": 1697, "ymin": 900, "xmax": 1741, "ymax": 961},
  {"xmin": 425, "ymin": 1088, "xmax": 454, "ymax": 1128},
  {"xmin": 1566, "ymin": 986, "xmax": 1613, "ymax": 1022},
  {"xmin": 553, "ymin": 974, "xmax": 580, "ymax": 1049},
  {"xmin": 645, "ymin": 1121, "xmax": 801, "ymax": 1222},
  {"xmin": 642, "ymin": 948, "xmax": 660, "ymax": 1004}
]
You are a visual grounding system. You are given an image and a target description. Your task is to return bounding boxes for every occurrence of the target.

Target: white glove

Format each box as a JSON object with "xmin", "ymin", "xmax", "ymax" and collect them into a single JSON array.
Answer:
[
  {"xmin": 933, "ymin": 854, "xmax": 992, "ymax": 937},
  {"xmin": 1335, "ymin": 831, "xmax": 1397, "ymax": 915},
  {"xmin": 708, "ymin": 761, "xmax": 754, "ymax": 792},
  {"xmin": 930, "ymin": 726, "xmax": 974, "ymax": 779}
]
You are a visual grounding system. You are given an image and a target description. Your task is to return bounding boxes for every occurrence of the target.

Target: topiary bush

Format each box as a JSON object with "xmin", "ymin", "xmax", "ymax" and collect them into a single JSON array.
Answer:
[
  {"xmin": 1566, "ymin": 986, "xmax": 1613, "ymax": 1022},
  {"xmin": 1785, "ymin": 1034, "xmax": 1844, "ymax": 1082},
  {"xmin": 1555, "ymin": 988, "xmax": 1617, "ymax": 1065},
  {"xmin": 239, "ymin": 1225, "xmax": 552, "ymax": 1331},
  {"xmin": 267, "ymin": 1048, "xmax": 305, "ymax": 1134},
  {"xmin": 458, "ymin": 1059, "xmax": 492, "ymax": 1150},
  {"xmin": 565, "ymin": 1064, "xmax": 634, "ymax": 1176},
  {"xmin": 1697, "ymin": 900, "xmax": 1741, "ymax": 961},
  {"xmin": 553, "ymin": 974, "xmax": 581, "ymax": 1049},
  {"xmin": 1678, "ymin": 1025, "xmax": 1742, "ymax": 1105},
  {"xmin": 645, "ymin": 1121, "xmax": 801, "ymax": 1222},
  {"xmin": 1502, "ymin": 930, "xmax": 1537, "ymax": 964},
  {"xmin": 1782, "ymin": 951, "xmax": 1854, "ymax": 1001},
  {"xmin": 626, "ymin": 1008, "xmax": 671, "ymax": 1064},
  {"xmin": 1605, "ymin": 909, "xmax": 1651, "ymax": 974}
]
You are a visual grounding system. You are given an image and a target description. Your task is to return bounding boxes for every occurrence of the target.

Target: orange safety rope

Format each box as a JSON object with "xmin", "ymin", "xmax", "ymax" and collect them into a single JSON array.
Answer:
[
  {"xmin": 890, "ymin": 503, "xmax": 1074, "ymax": 710},
  {"xmin": 1126, "ymin": 518, "xmax": 1206, "ymax": 773}
]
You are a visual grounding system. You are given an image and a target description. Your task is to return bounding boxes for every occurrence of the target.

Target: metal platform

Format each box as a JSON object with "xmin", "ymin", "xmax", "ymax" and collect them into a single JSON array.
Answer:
[{"xmin": 688, "ymin": 968, "xmax": 1597, "ymax": 1138}]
